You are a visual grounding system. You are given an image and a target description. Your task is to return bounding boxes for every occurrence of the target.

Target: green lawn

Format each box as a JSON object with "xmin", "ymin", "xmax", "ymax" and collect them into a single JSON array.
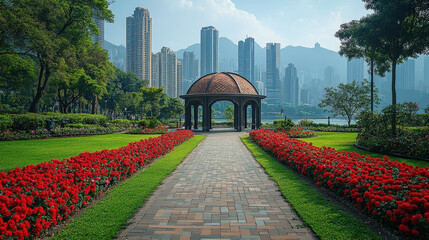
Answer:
[
  {"xmin": 50, "ymin": 135, "xmax": 205, "ymax": 240},
  {"xmin": 0, "ymin": 133, "xmax": 159, "ymax": 172},
  {"xmin": 301, "ymin": 132, "xmax": 429, "ymax": 168},
  {"xmin": 242, "ymin": 136, "xmax": 379, "ymax": 240}
]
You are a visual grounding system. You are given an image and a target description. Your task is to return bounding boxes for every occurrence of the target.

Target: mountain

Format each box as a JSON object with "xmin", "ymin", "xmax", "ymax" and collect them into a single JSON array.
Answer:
[{"xmin": 104, "ymin": 40, "xmax": 126, "ymax": 71}]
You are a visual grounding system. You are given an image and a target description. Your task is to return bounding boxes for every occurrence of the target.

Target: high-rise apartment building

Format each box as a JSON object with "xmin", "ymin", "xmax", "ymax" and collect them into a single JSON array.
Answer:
[
  {"xmin": 265, "ymin": 43, "xmax": 281, "ymax": 104},
  {"xmin": 397, "ymin": 59, "xmax": 415, "ymax": 90},
  {"xmin": 200, "ymin": 26, "xmax": 219, "ymax": 76},
  {"xmin": 152, "ymin": 47, "xmax": 182, "ymax": 98},
  {"xmin": 92, "ymin": 17, "xmax": 104, "ymax": 48},
  {"xmin": 347, "ymin": 58, "xmax": 364, "ymax": 83},
  {"xmin": 238, "ymin": 37, "xmax": 255, "ymax": 84},
  {"xmin": 151, "ymin": 52, "xmax": 161, "ymax": 88},
  {"xmin": 182, "ymin": 51, "xmax": 199, "ymax": 93},
  {"xmin": 126, "ymin": 7, "xmax": 152, "ymax": 84},
  {"xmin": 284, "ymin": 63, "xmax": 300, "ymax": 106},
  {"xmin": 324, "ymin": 66, "xmax": 336, "ymax": 87},
  {"xmin": 424, "ymin": 56, "xmax": 429, "ymax": 91}
]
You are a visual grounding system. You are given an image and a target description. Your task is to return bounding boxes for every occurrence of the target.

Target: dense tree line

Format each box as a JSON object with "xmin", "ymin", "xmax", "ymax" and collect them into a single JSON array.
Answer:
[{"xmin": 0, "ymin": 0, "xmax": 183, "ymax": 119}]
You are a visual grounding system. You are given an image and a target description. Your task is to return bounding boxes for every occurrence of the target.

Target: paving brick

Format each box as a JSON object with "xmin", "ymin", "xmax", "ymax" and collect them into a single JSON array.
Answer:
[{"xmin": 116, "ymin": 132, "xmax": 316, "ymax": 240}]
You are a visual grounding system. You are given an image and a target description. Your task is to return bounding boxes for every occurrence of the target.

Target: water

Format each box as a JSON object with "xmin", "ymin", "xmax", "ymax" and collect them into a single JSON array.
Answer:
[{"xmin": 211, "ymin": 118, "xmax": 355, "ymax": 126}]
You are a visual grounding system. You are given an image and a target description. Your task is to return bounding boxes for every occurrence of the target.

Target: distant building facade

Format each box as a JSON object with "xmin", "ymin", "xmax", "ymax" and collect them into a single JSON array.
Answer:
[
  {"xmin": 424, "ymin": 56, "xmax": 429, "ymax": 92},
  {"xmin": 324, "ymin": 66, "xmax": 336, "ymax": 88},
  {"xmin": 126, "ymin": 7, "xmax": 152, "ymax": 84},
  {"xmin": 200, "ymin": 26, "xmax": 219, "ymax": 76},
  {"xmin": 238, "ymin": 37, "xmax": 255, "ymax": 84},
  {"xmin": 265, "ymin": 43, "xmax": 281, "ymax": 104},
  {"xmin": 284, "ymin": 63, "xmax": 300, "ymax": 106},
  {"xmin": 92, "ymin": 17, "xmax": 104, "ymax": 48},
  {"xmin": 347, "ymin": 58, "xmax": 364, "ymax": 83},
  {"xmin": 152, "ymin": 47, "xmax": 182, "ymax": 98},
  {"xmin": 397, "ymin": 59, "xmax": 415, "ymax": 90},
  {"xmin": 182, "ymin": 51, "xmax": 199, "ymax": 93}
]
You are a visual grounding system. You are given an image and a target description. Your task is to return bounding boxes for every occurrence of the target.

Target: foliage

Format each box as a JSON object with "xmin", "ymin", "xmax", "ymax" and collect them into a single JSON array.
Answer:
[
  {"xmin": 242, "ymin": 136, "xmax": 379, "ymax": 240},
  {"xmin": 360, "ymin": 1, "xmax": 429, "ymax": 134},
  {"xmin": 319, "ymin": 80, "xmax": 378, "ymax": 126},
  {"xmin": 160, "ymin": 98, "xmax": 184, "ymax": 119},
  {"xmin": 127, "ymin": 125, "xmax": 168, "ymax": 134},
  {"xmin": 0, "ymin": 0, "xmax": 114, "ymax": 112},
  {"xmin": 141, "ymin": 87, "xmax": 166, "ymax": 118},
  {"xmin": 357, "ymin": 103, "xmax": 429, "ymax": 158},
  {"xmin": 250, "ymin": 128, "xmax": 429, "ymax": 239},
  {"xmin": 297, "ymin": 118, "xmax": 314, "ymax": 126},
  {"xmin": 274, "ymin": 118, "xmax": 294, "ymax": 130},
  {"xmin": 0, "ymin": 130, "xmax": 193, "ymax": 239},
  {"xmin": 224, "ymin": 105, "xmax": 234, "ymax": 121}
]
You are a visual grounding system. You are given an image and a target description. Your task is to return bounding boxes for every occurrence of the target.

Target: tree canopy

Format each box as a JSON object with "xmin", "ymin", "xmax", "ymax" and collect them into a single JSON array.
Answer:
[{"xmin": 319, "ymin": 80, "xmax": 379, "ymax": 126}]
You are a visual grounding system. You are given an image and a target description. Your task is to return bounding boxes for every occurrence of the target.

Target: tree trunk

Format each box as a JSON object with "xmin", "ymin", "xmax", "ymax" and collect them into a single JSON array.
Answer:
[
  {"xmin": 370, "ymin": 57, "xmax": 374, "ymax": 112},
  {"xmin": 29, "ymin": 63, "xmax": 50, "ymax": 113},
  {"xmin": 391, "ymin": 60, "xmax": 397, "ymax": 136}
]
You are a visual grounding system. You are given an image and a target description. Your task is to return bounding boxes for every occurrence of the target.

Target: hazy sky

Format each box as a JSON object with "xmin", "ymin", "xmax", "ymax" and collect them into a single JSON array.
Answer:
[{"xmin": 105, "ymin": 0, "xmax": 371, "ymax": 52}]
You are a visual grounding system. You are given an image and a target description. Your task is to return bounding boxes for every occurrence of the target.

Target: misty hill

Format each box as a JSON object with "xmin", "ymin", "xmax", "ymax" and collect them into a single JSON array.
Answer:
[{"xmin": 104, "ymin": 40, "xmax": 126, "ymax": 71}]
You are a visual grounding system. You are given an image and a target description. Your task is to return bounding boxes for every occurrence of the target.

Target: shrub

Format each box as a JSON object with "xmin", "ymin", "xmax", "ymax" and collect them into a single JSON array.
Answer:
[
  {"xmin": 10, "ymin": 114, "xmax": 46, "ymax": 131},
  {"xmin": 0, "ymin": 115, "xmax": 13, "ymax": 132},
  {"xmin": 274, "ymin": 118, "xmax": 294, "ymax": 130}
]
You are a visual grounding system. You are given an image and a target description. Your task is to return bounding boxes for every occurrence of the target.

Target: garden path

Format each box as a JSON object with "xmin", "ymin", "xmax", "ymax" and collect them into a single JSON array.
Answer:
[{"xmin": 117, "ymin": 131, "xmax": 316, "ymax": 240}]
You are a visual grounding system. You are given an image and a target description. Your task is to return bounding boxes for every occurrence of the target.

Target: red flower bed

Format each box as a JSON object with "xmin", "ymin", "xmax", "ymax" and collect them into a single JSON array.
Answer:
[
  {"xmin": 250, "ymin": 128, "xmax": 429, "ymax": 238},
  {"xmin": 0, "ymin": 130, "xmax": 193, "ymax": 239}
]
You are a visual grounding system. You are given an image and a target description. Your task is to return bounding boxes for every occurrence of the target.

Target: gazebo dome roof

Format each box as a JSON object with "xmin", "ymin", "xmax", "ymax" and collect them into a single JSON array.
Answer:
[{"xmin": 186, "ymin": 72, "xmax": 258, "ymax": 95}]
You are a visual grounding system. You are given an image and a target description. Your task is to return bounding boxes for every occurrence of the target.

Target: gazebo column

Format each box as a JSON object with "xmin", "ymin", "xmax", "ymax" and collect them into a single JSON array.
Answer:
[
  {"xmin": 209, "ymin": 105, "xmax": 213, "ymax": 129},
  {"xmin": 256, "ymin": 101, "xmax": 262, "ymax": 129},
  {"xmin": 185, "ymin": 102, "xmax": 191, "ymax": 130},
  {"xmin": 252, "ymin": 103, "xmax": 256, "ymax": 129},
  {"xmin": 193, "ymin": 104, "xmax": 198, "ymax": 130},
  {"xmin": 234, "ymin": 103, "xmax": 238, "ymax": 130},
  {"xmin": 202, "ymin": 98, "xmax": 210, "ymax": 132},
  {"xmin": 244, "ymin": 105, "xmax": 247, "ymax": 129},
  {"xmin": 237, "ymin": 101, "xmax": 243, "ymax": 132}
]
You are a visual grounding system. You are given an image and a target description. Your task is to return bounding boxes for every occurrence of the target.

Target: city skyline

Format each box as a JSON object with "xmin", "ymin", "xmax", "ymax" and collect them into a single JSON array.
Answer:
[{"xmin": 105, "ymin": 0, "xmax": 370, "ymax": 52}]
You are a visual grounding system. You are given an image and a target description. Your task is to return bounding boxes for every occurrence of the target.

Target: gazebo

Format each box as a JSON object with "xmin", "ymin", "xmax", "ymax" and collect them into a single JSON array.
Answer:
[{"xmin": 180, "ymin": 72, "xmax": 266, "ymax": 132}]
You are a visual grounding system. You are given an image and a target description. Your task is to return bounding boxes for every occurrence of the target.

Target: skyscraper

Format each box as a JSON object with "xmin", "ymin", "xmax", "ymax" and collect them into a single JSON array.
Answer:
[
  {"xmin": 424, "ymin": 56, "xmax": 429, "ymax": 90},
  {"xmin": 284, "ymin": 63, "xmax": 300, "ymax": 106},
  {"xmin": 266, "ymin": 43, "xmax": 281, "ymax": 104},
  {"xmin": 92, "ymin": 17, "xmax": 104, "ymax": 48},
  {"xmin": 324, "ymin": 66, "xmax": 336, "ymax": 87},
  {"xmin": 397, "ymin": 59, "xmax": 415, "ymax": 90},
  {"xmin": 126, "ymin": 7, "xmax": 152, "ymax": 84},
  {"xmin": 152, "ymin": 47, "xmax": 182, "ymax": 98},
  {"xmin": 182, "ymin": 51, "xmax": 199, "ymax": 93},
  {"xmin": 238, "ymin": 37, "xmax": 255, "ymax": 84},
  {"xmin": 347, "ymin": 58, "xmax": 364, "ymax": 83},
  {"xmin": 200, "ymin": 26, "xmax": 219, "ymax": 76}
]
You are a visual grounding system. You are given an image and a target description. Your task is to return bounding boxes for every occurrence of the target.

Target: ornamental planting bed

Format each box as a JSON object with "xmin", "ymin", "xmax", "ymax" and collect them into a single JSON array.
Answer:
[
  {"xmin": 0, "ymin": 130, "xmax": 193, "ymax": 240},
  {"xmin": 250, "ymin": 128, "xmax": 429, "ymax": 239}
]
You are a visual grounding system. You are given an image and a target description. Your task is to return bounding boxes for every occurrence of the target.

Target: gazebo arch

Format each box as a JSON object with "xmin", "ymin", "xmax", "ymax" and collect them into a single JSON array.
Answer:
[{"xmin": 180, "ymin": 72, "xmax": 265, "ymax": 132}]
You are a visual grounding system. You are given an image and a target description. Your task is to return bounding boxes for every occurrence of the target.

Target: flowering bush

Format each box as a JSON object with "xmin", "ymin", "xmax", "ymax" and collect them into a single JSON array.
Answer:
[
  {"xmin": 250, "ymin": 128, "xmax": 429, "ymax": 238},
  {"xmin": 0, "ymin": 130, "xmax": 193, "ymax": 239}
]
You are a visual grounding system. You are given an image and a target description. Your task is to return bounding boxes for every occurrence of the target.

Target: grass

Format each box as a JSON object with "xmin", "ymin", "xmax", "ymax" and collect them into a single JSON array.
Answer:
[
  {"xmin": 242, "ymin": 136, "xmax": 380, "ymax": 240},
  {"xmin": 301, "ymin": 132, "xmax": 429, "ymax": 168},
  {"xmin": 50, "ymin": 135, "xmax": 205, "ymax": 240},
  {"xmin": 0, "ymin": 133, "xmax": 159, "ymax": 172}
]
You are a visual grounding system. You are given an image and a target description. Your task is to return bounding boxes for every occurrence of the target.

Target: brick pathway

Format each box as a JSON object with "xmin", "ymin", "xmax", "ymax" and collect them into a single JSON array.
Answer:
[{"xmin": 117, "ymin": 131, "xmax": 316, "ymax": 240}]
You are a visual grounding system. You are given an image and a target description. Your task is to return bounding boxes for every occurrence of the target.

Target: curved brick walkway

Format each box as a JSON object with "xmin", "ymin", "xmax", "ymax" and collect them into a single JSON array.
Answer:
[{"xmin": 117, "ymin": 131, "xmax": 316, "ymax": 240}]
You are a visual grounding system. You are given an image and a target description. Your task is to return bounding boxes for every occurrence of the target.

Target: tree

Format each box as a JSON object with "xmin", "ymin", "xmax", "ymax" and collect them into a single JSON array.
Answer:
[
  {"xmin": 160, "ymin": 98, "xmax": 184, "ymax": 119},
  {"xmin": 0, "ymin": 54, "xmax": 35, "ymax": 106},
  {"xmin": 224, "ymin": 105, "xmax": 234, "ymax": 122},
  {"xmin": 361, "ymin": 0, "xmax": 429, "ymax": 134},
  {"xmin": 140, "ymin": 87, "xmax": 166, "ymax": 117},
  {"xmin": 335, "ymin": 17, "xmax": 389, "ymax": 112},
  {"xmin": 0, "ymin": 0, "xmax": 114, "ymax": 112},
  {"xmin": 318, "ymin": 80, "xmax": 379, "ymax": 126}
]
